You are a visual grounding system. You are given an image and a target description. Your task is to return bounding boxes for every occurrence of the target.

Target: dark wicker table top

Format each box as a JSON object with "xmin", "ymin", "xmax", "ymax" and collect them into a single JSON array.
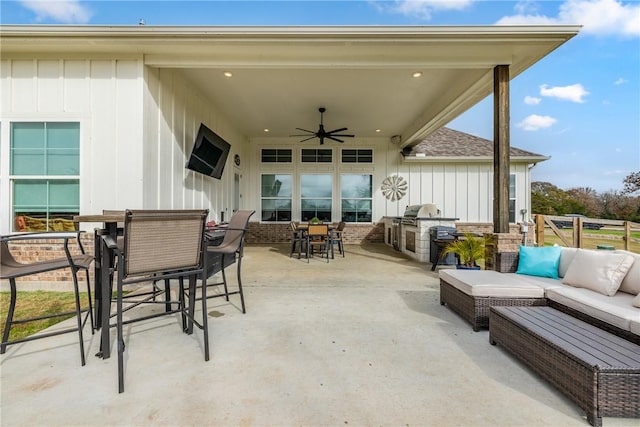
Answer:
[{"xmin": 492, "ymin": 306, "xmax": 640, "ymax": 371}]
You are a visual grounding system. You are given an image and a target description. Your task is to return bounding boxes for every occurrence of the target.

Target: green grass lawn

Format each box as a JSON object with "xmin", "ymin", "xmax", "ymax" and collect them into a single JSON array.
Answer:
[{"xmin": 0, "ymin": 291, "xmax": 91, "ymax": 341}]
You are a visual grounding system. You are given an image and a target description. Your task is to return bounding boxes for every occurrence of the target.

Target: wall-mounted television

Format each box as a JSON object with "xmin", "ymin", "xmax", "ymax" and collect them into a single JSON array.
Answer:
[{"xmin": 185, "ymin": 123, "xmax": 231, "ymax": 179}]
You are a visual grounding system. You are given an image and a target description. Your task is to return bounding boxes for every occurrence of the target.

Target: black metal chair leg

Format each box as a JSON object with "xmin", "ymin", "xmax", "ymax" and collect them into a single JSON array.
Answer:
[
  {"xmin": 200, "ymin": 273, "xmax": 210, "ymax": 361},
  {"xmin": 1, "ymin": 279, "xmax": 17, "ymax": 354},
  {"xmin": 220, "ymin": 254, "xmax": 230, "ymax": 301},
  {"xmin": 236, "ymin": 255, "xmax": 246, "ymax": 313},
  {"xmin": 164, "ymin": 279, "xmax": 172, "ymax": 312},
  {"xmin": 179, "ymin": 277, "xmax": 187, "ymax": 332},
  {"xmin": 117, "ymin": 268, "xmax": 125, "ymax": 393},
  {"xmin": 84, "ymin": 269, "xmax": 95, "ymax": 332},
  {"xmin": 70, "ymin": 268, "xmax": 86, "ymax": 366}
]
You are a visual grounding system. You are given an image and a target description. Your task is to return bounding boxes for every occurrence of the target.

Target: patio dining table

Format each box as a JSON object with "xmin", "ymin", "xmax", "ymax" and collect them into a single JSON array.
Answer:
[{"xmin": 294, "ymin": 223, "xmax": 337, "ymax": 260}]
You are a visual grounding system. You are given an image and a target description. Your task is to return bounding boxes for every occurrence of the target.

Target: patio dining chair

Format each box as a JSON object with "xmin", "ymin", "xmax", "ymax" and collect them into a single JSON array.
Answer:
[
  {"xmin": 288, "ymin": 221, "xmax": 305, "ymax": 258},
  {"xmin": 0, "ymin": 232, "xmax": 94, "ymax": 366},
  {"xmin": 104, "ymin": 209, "xmax": 209, "ymax": 393},
  {"xmin": 200, "ymin": 210, "xmax": 255, "ymax": 313},
  {"xmin": 306, "ymin": 224, "xmax": 332, "ymax": 263},
  {"xmin": 330, "ymin": 221, "xmax": 346, "ymax": 257}
]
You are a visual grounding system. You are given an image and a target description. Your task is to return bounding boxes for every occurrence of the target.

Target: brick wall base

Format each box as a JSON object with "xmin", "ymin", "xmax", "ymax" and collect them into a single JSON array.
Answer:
[
  {"xmin": 246, "ymin": 222, "xmax": 385, "ymax": 244},
  {"xmin": 3, "ymin": 222, "xmax": 386, "ymax": 290}
]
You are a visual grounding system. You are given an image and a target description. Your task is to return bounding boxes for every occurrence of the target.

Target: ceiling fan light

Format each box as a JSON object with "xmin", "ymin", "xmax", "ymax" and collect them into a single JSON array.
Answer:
[
  {"xmin": 412, "ymin": 71, "xmax": 422, "ymax": 78},
  {"xmin": 223, "ymin": 71, "xmax": 233, "ymax": 78}
]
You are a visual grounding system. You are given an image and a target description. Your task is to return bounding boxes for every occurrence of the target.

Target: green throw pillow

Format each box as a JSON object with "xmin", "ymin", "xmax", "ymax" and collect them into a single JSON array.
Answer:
[{"xmin": 516, "ymin": 245, "xmax": 562, "ymax": 279}]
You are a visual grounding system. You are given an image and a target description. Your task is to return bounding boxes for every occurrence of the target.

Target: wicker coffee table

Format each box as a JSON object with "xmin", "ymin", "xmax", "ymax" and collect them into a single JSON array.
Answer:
[{"xmin": 489, "ymin": 306, "xmax": 640, "ymax": 427}]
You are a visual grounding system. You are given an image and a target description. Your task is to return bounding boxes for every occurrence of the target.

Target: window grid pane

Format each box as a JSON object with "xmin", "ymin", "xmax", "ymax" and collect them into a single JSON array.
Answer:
[
  {"xmin": 11, "ymin": 122, "xmax": 80, "ymax": 176},
  {"xmin": 261, "ymin": 174, "xmax": 292, "ymax": 222},
  {"xmin": 301, "ymin": 149, "xmax": 332, "ymax": 163},
  {"xmin": 341, "ymin": 174, "xmax": 373, "ymax": 223},
  {"xmin": 342, "ymin": 149, "xmax": 372, "ymax": 163},
  {"xmin": 10, "ymin": 122, "xmax": 80, "ymax": 231},
  {"xmin": 301, "ymin": 174, "xmax": 332, "ymax": 222},
  {"xmin": 509, "ymin": 174, "xmax": 516, "ymax": 223},
  {"xmin": 261, "ymin": 148, "xmax": 292, "ymax": 163}
]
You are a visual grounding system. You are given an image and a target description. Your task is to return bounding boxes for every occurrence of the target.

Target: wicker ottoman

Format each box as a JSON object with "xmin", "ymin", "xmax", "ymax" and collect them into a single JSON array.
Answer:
[
  {"xmin": 439, "ymin": 269, "xmax": 547, "ymax": 331},
  {"xmin": 490, "ymin": 306, "xmax": 640, "ymax": 427}
]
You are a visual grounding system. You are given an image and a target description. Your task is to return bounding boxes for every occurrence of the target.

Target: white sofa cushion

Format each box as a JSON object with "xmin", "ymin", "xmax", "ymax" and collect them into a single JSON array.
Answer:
[
  {"xmin": 439, "ymin": 269, "xmax": 545, "ymax": 298},
  {"xmin": 558, "ymin": 247, "xmax": 579, "ymax": 278},
  {"xmin": 634, "ymin": 293, "xmax": 640, "ymax": 308},
  {"xmin": 546, "ymin": 286, "xmax": 638, "ymax": 332},
  {"xmin": 561, "ymin": 249, "xmax": 634, "ymax": 296},
  {"xmin": 630, "ymin": 319, "xmax": 640, "ymax": 336},
  {"xmin": 505, "ymin": 273, "xmax": 564, "ymax": 290},
  {"xmin": 614, "ymin": 250, "xmax": 640, "ymax": 295}
]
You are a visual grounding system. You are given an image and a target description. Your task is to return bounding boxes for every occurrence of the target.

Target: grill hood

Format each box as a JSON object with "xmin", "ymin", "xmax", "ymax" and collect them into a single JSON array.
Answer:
[{"xmin": 403, "ymin": 204, "xmax": 441, "ymax": 219}]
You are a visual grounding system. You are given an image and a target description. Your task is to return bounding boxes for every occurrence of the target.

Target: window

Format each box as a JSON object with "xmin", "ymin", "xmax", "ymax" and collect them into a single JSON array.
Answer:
[
  {"xmin": 341, "ymin": 174, "xmax": 372, "ymax": 222},
  {"xmin": 261, "ymin": 148, "xmax": 292, "ymax": 163},
  {"xmin": 301, "ymin": 148, "xmax": 332, "ymax": 163},
  {"xmin": 301, "ymin": 174, "xmax": 332, "ymax": 222},
  {"xmin": 10, "ymin": 122, "xmax": 80, "ymax": 231},
  {"xmin": 261, "ymin": 174, "xmax": 292, "ymax": 221},
  {"xmin": 341, "ymin": 149, "xmax": 373, "ymax": 163},
  {"xmin": 509, "ymin": 174, "xmax": 516, "ymax": 223}
]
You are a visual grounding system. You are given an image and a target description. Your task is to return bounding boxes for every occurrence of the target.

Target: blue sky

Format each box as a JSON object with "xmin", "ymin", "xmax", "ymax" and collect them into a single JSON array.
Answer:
[{"xmin": 2, "ymin": 0, "xmax": 639, "ymax": 193}]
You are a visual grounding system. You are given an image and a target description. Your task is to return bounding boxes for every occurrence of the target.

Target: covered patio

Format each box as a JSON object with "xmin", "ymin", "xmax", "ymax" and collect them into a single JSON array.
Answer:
[{"xmin": 1, "ymin": 243, "xmax": 636, "ymax": 426}]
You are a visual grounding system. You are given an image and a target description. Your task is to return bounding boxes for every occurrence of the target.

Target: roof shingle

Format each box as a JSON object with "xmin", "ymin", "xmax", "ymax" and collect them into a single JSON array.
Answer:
[{"xmin": 403, "ymin": 127, "xmax": 546, "ymax": 160}]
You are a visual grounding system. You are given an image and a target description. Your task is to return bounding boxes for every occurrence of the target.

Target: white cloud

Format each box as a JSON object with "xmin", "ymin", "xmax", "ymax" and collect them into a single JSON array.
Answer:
[
  {"xmin": 514, "ymin": 0, "xmax": 541, "ymax": 15},
  {"xmin": 386, "ymin": 0, "xmax": 474, "ymax": 20},
  {"xmin": 524, "ymin": 96, "xmax": 542, "ymax": 105},
  {"xmin": 19, "ymin": 0, "xmax": 91, "ymax": 24},
  {"xmin": 496, "ymin": 0, "xmax": 640, "ymax": 38},
  {"xmin": 540, "ymin": 83, "xmax": 589, "ymax": 103},
  {"xmin": 517, "ymin": 114, "xmax": 557, "ymax": 131},
  {"xmin": 614, "ymin": 77, "xmax": 628, "ymax": 85}
]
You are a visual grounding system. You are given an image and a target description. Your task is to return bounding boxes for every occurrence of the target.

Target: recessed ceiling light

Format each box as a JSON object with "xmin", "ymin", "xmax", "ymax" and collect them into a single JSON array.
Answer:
[
  {"xmin": 412, "ymin": 71, "xmax": 422, "ymax": 78},
  {"xmin": 223, "ymin": 71, "xmax": 233, "ymax": 77},
  {"xmin": 375, "ymin": 129, "xmax": 382, "ymax": 133},
  {"xmin": 263, "ymin": 128, "xmax": 270, "ymax": 132}
]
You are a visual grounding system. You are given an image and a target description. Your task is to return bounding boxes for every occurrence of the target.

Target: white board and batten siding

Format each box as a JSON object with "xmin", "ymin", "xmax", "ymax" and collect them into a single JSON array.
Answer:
[
  {"xmin": 143, "ymin": 67, "xmax": 247, "ymax": 222},
  {"xmin": 0, "ymin": 57, "xmax": 247, "ymax": 233},
  {"xmin": 394, "ymin": 160, "xmax": 531, "ymax": 223}
]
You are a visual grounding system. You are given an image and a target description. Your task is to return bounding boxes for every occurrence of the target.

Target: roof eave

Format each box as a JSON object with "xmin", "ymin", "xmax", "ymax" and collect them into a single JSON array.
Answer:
[{"xmin": 402, "ymin": 155, "xmax": 550, "ymax": 163}]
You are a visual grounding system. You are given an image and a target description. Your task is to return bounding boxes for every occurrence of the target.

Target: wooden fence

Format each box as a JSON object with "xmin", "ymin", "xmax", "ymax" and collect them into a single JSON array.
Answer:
[{"xmin": 534, "ymin": 214, "xmax": 640, "ymax": 251}]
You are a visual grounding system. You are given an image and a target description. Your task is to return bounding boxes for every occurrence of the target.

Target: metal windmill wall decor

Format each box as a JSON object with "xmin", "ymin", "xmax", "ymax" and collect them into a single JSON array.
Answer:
[{"xmin": 381, "ymin": 175, "xmax": 407, "ymax": 201}]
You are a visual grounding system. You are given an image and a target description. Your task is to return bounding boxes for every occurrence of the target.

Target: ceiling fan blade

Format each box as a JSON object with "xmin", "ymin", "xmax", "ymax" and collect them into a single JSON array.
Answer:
[
  {"xmin": 326, "ymin": 136, "xmax": 345, "ymax": 143},
  {"xmin": 295, "ymin": 127, "xmax": 316, "ymax": 134},
  {"xmin": 326, "ymin": 127, "xmax": 348, "ymax": 134},
  {"xmin": 299, "ymin": 136, "xmax": 317, "ymax": 143},
  {"xmin": 329, "ymin": 134, "xmax": 355, "ymax": 138}
]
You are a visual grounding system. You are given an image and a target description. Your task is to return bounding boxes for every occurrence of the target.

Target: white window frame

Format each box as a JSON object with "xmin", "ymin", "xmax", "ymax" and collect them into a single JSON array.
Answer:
[{"xmin": 0, "ymin": 117, "xmax": 84, "ymax": 234}]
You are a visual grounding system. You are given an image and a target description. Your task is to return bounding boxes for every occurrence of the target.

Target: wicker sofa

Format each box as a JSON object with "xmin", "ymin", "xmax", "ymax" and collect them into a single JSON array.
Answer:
[{"xmin": 439, "ymin": 247, "xmax": 640, "ymax": 343}]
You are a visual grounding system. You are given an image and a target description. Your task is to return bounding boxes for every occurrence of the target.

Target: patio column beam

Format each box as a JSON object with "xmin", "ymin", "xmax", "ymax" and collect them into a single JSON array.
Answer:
[{"xmin": 493, "ymin": 64, "xmax": 510, "ymax": 233}]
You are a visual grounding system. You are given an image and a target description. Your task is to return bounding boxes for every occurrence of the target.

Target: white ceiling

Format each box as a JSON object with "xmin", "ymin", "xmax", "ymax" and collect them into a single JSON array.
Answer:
[{"xmin": 1, "ymin": 25, "xmax": 580, "ymax": 147}]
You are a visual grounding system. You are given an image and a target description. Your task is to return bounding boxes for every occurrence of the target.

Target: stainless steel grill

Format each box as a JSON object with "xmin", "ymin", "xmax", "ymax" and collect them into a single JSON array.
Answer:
[{"xmin": 401, "ymin": 204, "xmax": 440, "ymax": 225}]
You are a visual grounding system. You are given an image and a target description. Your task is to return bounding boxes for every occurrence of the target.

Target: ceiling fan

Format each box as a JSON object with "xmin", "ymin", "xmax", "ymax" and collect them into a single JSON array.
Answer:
[{"xmin": 291, "ymin": 107, "xmax": 355, "ymax": 144}]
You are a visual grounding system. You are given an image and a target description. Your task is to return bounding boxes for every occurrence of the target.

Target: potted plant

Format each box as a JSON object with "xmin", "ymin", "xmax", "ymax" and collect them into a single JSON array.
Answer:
[
  {"xmin": 441, "ymin": 232, "xmax": 489, "ymax": 270},
  {"xmin": 310, "ymin": 216, "xmax": 321, "ymax": 224}
]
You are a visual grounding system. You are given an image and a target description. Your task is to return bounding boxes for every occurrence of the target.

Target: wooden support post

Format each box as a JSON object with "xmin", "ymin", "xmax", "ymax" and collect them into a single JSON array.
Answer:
[
  {"xmin": 493, "ymin": 65, "xmax": 510, "ymax": 233},
  {"xmin": 535, "ymin": 214, "xmax": 545, "ymax": 247}
]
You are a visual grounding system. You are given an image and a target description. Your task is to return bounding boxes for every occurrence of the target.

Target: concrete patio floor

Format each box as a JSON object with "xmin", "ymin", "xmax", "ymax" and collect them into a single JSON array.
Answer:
[{"xmin": 1, "ymin": 243, "xmax": 637, "ymax": 427}]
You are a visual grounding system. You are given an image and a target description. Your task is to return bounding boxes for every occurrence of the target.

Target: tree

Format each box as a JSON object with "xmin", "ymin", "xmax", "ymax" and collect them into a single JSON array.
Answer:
[
  {"xmin": 531, "ymin": 182, "xmax": 569, "ymax": 215},
  {"xmin": 622, "ymin": 171, "xmax": 640, "ymax": 195},
  {"xmin": 565, "ymin": 187, "xmax": 600, "ymax": 217}
]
